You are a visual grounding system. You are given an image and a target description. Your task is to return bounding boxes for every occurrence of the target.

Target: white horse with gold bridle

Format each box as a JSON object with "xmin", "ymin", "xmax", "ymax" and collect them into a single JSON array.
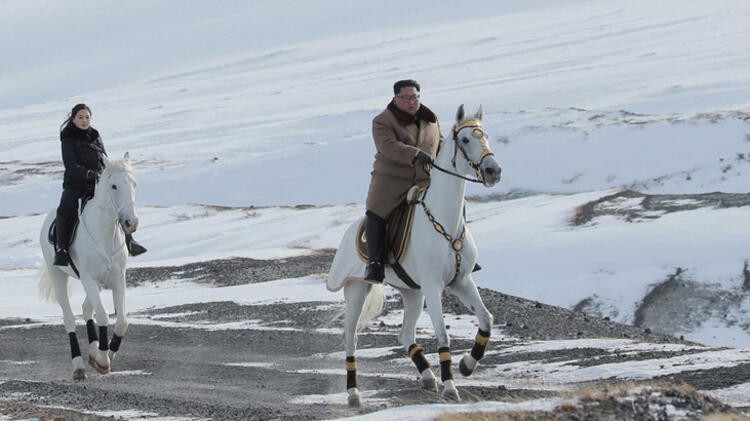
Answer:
[{"xmin": 327, "ymin": 105, "xmax": 502, "ymax": 406}]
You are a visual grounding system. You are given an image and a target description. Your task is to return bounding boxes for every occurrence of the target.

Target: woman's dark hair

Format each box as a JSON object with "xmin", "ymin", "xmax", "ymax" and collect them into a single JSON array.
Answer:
[
  {"xmin": 393, "ymin": 79, "xmax": 420, "ymax": 95},
  {"xmin": 60, "ymin": 103, "xmax": 92, "ymax": 131}
]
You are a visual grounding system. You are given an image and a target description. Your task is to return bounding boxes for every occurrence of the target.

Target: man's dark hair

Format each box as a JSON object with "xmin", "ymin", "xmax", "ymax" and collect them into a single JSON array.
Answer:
[{"xmin": 393, "ymin": 79, "xmax": 421, "ymax": 95}]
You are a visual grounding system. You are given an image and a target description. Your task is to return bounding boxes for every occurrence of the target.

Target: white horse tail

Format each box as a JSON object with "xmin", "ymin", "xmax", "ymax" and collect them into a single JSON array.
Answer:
[
  {"xmin": 357, "ymin": 283, "xmax": 385, "ymax": 332},
  {"xmin": 38, "ymin": 266, "xmax": 70, "ymax": 303}
]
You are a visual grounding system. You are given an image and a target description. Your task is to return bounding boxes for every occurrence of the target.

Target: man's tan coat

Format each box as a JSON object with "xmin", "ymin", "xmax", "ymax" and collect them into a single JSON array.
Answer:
[{"xmin": 366, "ymin": 102, "xmax": 442, "ymax": 219}]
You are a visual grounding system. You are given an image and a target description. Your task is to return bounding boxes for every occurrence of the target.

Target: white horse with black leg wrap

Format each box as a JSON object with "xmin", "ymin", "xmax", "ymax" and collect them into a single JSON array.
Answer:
[
  {"xmin": 327, "ymin": 105, "xmax": 502, "ymax": 407},
  {"xmin": 39, "ymin": 153, "xmax": 138, "ymax": 380}
]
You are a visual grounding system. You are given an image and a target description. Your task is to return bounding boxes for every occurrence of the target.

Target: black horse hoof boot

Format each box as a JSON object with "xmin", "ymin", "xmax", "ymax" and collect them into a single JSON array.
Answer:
[
  {"xmin": 54, "ymin": 249, "xmax": 69, "ymax": 266},
  {"xmin": 364, "ymin": 261, "xmax": 384, "ymax": 284}
]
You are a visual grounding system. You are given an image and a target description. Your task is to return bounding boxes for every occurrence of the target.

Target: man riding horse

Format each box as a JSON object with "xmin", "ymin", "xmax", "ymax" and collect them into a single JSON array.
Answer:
[{"xmin": 364, "ymin": 79, "xmax": 440, "ymax": 283}]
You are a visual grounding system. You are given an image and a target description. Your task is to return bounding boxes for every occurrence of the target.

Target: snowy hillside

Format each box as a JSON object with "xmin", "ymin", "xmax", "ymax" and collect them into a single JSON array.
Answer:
[{"xmin": 2, "ymin": 1, "xmax": 750, "ymax": 418}]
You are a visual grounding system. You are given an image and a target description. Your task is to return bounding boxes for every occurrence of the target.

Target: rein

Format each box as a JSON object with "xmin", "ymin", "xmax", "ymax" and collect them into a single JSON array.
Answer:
[{"xmin": 430, "ymin": 162, "xmax": 484, "ymax": 183}]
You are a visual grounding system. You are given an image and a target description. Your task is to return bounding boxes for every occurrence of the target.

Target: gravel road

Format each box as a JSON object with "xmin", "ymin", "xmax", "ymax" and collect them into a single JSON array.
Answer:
[{"xmin": 2, "ymin": 252, "xmax": 749, "ymax": 420}]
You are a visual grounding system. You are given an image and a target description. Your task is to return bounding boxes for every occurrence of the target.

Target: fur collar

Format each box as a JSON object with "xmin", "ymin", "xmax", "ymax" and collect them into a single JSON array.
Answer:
[
  {"xmin": 60, "ymin": 124, "xmax": 100, "ymax": 142},
  {"xmin": 387, "ymin": 102, "xmax": 437, "ymax": 126}
]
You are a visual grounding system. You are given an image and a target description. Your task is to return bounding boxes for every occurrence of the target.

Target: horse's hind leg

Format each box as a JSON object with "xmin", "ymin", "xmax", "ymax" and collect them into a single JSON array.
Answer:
[
  {"xmin": 448, "ymin": 275, "xmax": 493, "ymax": 377},
  {"xmin": 49, "ymin": 269, "xmax": 86, "ymax": 380},
  {"xmin": 398, "ymin": 289, "xmax": 436, "ymax": 392},
  {"xmin": 82, "ymin": 297, "xmax": 100, "ymax": 359},
  {"xmin": 79, "ymin": 278, "xmax": 111, "ymax": 374},
  {"xmin": 342, "ymin": 280, "xmax": 369, "ymax": 407}
]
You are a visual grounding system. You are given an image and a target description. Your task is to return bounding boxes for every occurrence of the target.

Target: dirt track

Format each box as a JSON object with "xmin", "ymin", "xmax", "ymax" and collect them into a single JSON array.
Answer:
[{"xmin": 1, "ymin": 253, "xmax": 749, "ymax": 420}]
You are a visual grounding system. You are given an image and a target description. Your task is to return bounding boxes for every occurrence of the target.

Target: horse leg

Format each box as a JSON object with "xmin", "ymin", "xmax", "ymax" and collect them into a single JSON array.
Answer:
[
  {"xmin": 398, "ymin": 289, "xmax": 436, "ymax": 392},
  {"xmin": 82, "ymin": 297, "xmax": 100, "ymax": 359},
  {"xmin": 343, "ymin": 280, "xmax": 369, "ymax": 407},
  {"xmin": 423, "ymin": 287, "xmax": 460, "ymax": 402},
  {"xmin": 79, "ymin": 278, "xmax": 111, "ymax": 374},
  {"xmin": 449, "ymin": 275, "xmax": 493, "ymax": 377},
  {"xmin": 109, "ymin": 282, "xmax": 129, "ymax": 361},
  {"xmin": 49, "ymin": 269, "xmax": 85, "ymax": 380}
]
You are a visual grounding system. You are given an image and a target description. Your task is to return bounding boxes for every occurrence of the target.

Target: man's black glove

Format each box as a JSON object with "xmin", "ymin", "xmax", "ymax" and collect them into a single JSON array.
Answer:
[{"xmin": 413, "ymin": 150, "xmax": 433, "ymax": 166}]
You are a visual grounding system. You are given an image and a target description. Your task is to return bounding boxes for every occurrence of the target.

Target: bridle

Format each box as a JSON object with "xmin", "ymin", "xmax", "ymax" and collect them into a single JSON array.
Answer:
[
  {"xmin": 81, "ymin": 169, "xmax": 136, "ymax": 265},
  {"xmin": 414, "ymin": 119, "xmax": 495, "ymax": 285},
  {"xmin": 96, "ymin": 170, "xmax": 137, "ymax": 231},
  {"xmin": 429, "ymin": 119, "xmax": 495, "ymax": 184}
]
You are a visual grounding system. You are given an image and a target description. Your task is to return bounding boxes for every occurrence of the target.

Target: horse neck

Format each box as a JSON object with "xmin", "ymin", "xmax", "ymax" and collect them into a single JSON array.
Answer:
[
  {"xmin": 83, "ymin": 178, "xmax": 121, "ymax": 248},
  {"xmin": 424, "ymin": 140, "xmax": 466, "ymax": 230}
]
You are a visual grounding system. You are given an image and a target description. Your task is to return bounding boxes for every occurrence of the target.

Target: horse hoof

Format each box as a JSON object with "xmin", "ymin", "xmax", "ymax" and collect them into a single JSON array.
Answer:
[
  {"xmin": 420, "ymin": 368, "xmax": 438, "ymax": 392},
  {"xmin": 73, "ymin": 368, "xmax": 86, "ymax": 381},
  {"xmin": 441, "ymin": 380, "xmax": 461, "ymax": 402},
  {"xmin": 459, "ymin": 354, "xmax": 477, "ymax": 377},
  {"xmin": 88, "ymin": 354, "xmax": 111, "ymax": 374},
  {"xmin": 347, "ymin": 388, "xmax": 363, "ymax": 408},
  {"xmin": 422, "ymin": 376, "xmax": 438, "ymax": 392}
]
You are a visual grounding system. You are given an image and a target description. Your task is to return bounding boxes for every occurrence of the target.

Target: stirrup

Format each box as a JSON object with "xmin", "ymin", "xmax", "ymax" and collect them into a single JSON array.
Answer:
[{"xmin": 364, "ymin": 261, "xmax": 384, "ymax": 283}]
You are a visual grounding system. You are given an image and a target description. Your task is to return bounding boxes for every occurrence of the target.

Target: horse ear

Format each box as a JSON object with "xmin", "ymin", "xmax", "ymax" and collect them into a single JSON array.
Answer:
[
  {"xmin": 476, "ymin": 105, "xmax": 483, "ymax": 120},
  {"xmin": 123, "ymin": 152, "xmax": 130, "ymax": 162},
  {"xmin": 456, "ymin": 104, "xmax": 466, "ymax": 122}
]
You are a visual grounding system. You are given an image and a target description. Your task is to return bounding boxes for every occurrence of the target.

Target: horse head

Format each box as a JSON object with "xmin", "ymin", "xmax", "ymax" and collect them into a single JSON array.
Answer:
[
  {"xmin": 451, "ymin": 105, "xmax": 502, "ymax": 187},
  {"xmin": 98, "ymin": 152, "xmax": 139, "ymax": 234}
]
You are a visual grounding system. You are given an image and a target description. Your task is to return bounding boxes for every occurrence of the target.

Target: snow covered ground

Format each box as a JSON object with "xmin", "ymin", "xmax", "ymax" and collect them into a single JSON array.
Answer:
[{"xmin": 2, "ymin": 0, "xmax": 750, "ymax": 419}]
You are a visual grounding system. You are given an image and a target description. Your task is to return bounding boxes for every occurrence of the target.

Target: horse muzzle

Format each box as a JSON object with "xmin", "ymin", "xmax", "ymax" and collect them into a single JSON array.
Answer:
[
  {"xmin": 121, "ymin": 217, "xmax": 139, "ymax": 234},
  {"xmin": 480, "ymin": 160, "xmax": 502, "ymax": 187}
]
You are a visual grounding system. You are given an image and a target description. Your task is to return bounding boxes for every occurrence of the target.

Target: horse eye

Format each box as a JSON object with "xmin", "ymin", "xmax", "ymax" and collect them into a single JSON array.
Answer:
[
  {"xmin": 462, "ymin": 137, "xmax": 470, "ymax": 144},
  {"xmin": 111, "ymin": 184, "xmax": 117, "ymax": 190}
]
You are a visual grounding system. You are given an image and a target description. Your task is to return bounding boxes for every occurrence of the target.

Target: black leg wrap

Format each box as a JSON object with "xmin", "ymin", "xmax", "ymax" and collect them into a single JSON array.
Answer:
[
  {"xmin": 68, "ymin": 332, "xmax": 81, "ymax": 359},
  {"xmin": 86, "ymin": 320, "xmax": 98, "ymax": 344},
  {"xmin": 438, "ymin": 346, "xmax": 453, "ymax": 381},
  {"xmin": 98, "ymin": 326, "xmax": 109, "ymax": 351},
  {"xmin": 408, "ymin": 344, "xmax": 430, "ymax": 373},
  {"xmin": 471, "ymin": 328, "xmax": 491, "ymax": 361},
  {"xmin": 110, "ymin": 334, "xmax": 123, "ymax": 352},
  {"xmin": 346, "ymin": 356, "xmax": 357, "ymax": 389}
]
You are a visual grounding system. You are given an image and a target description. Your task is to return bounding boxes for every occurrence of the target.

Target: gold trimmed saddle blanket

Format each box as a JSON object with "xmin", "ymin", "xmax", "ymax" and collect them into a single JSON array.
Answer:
[{"xmin": 356, "ymin": 187, "xmax": 422, "ymax": 265}]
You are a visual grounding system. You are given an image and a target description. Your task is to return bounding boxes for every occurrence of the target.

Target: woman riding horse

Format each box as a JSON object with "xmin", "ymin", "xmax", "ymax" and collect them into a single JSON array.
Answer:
[{"xmin": 54, "ymin": 103, "xmax": 146, "ymax": 266}]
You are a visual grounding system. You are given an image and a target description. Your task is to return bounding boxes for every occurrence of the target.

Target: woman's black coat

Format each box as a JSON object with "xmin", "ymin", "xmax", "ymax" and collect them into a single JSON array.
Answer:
[{"xmin": 60, "ymin": 124, "xmax": 107, "ymax": 191}]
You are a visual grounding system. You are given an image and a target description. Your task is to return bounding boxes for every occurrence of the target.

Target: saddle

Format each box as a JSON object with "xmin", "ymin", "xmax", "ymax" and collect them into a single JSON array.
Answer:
[
  {"xmin": 356, "ymin": 186, "xmax": 422, "ymax": 265},
  {"xmin": 47, "ymin": 195, "xmax": 92, "ymax": 249}
]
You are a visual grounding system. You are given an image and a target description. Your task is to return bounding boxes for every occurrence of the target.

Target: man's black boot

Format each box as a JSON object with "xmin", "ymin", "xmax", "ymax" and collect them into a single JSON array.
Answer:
[
  {"xmin": 363, "ymin": 212, "xmax": 387, "ymax": 283},
  {"xmin": 125, "ymin": 234, "xmax": 147, "ymax": 256}
]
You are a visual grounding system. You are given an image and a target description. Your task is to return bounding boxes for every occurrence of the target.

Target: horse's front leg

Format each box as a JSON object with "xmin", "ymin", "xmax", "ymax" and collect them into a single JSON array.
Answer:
[
  {"xmin": 399, "ymin": 289, "xmax": 437, "ymax": 392},
  {"xmin": 50, "ymin": 271, "xmax": 86, "ymax": 380},
  {"xmin": 343, "ymin": 281, "xmax": 370, "ymax": 407},
  {"xmin": 449, "ymin": 275, "xmax": 493, "ymax": 377},
  {"xmin": 423, "ymin": 286, "xmax": 459, "ymax": 402},
  {"xmin": 109, "ymin": 281, "xmax": 129, "ymax": 361},
  {"xmin": 79, "ymin": 278, "xmax": 111, "ymax": 374},
  {"xmin": 82, "ymin": 297, "xmax": 100, "ymax": 361}
]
